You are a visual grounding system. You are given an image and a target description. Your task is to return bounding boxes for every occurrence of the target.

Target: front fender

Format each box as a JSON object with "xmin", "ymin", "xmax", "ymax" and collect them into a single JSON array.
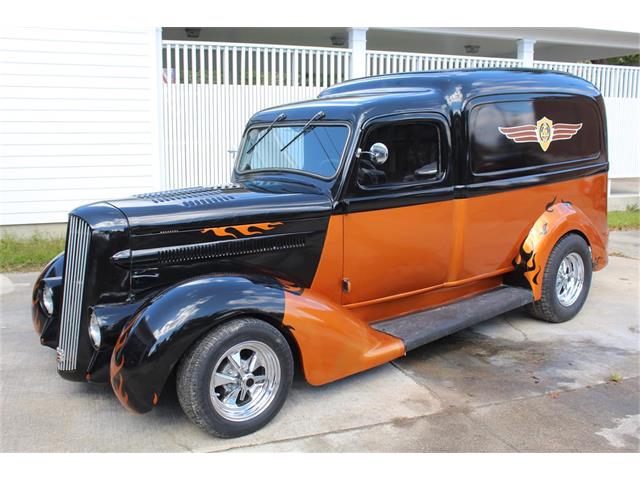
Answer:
[
  {"xmin": 32, "ymin": 252, "xmax": 64, "ymax": 347},
  {"xmin": 110, "ymin": 274, "xmax": 286, "ymax": 413},
  {"xmin": 514, "ymin": 200, "xmax": 608, "ymax": 300}
]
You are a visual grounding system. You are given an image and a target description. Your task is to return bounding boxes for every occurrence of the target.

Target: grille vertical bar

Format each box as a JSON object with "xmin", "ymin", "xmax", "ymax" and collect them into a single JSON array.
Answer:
[{"xmin": 57, "ymin": 215, "xmax": 91, "ymax": 371}]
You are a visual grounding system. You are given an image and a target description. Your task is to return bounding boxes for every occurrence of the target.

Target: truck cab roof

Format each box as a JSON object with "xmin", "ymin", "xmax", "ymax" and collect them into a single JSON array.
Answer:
[{"xmin": 248, "ymin": 69, "xmax": 602, "ymax": 126}]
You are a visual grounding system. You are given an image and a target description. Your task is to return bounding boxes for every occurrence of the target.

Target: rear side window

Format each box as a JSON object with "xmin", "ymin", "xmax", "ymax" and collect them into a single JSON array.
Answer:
[{"xmin": 468, "ymin": 96, "xmax": 602, "ymax": 175}]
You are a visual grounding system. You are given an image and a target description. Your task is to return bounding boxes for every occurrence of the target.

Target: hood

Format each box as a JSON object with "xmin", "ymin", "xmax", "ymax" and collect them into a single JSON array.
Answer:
[{"xmin": 106, "ymin": 180, "xmax": 333, "ymax": 236}]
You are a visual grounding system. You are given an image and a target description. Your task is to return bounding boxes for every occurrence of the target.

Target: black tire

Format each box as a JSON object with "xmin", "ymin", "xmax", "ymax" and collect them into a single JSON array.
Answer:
[
  {"xmin": 528, "ymin": 233, "xmax": 592, "ymax": 323},
  {"xmin": 176, "ymin": 318, "xmax": 294, "ymax": 438}
]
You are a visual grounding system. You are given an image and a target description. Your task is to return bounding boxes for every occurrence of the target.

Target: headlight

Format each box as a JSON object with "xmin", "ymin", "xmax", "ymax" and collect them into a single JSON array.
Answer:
[
  {"xmin": 42, "ymin": 285, "xmax": 54, "ymax": 315},
  {"xmin": 89, "ymin": 311, "xmax": 101, "ymax": 349}
]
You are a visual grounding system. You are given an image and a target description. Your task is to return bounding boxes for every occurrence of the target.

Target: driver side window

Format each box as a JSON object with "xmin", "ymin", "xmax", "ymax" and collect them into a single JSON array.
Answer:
[{"xmin": 357, "ymin": 121, "xmax": 441, "ymax": 188}]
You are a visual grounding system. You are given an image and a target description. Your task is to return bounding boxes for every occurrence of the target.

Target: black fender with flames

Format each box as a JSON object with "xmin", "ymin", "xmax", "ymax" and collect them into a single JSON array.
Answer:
[{"xmin": 110, "ymin": 273, "xmax": 289, "ymax": 413}]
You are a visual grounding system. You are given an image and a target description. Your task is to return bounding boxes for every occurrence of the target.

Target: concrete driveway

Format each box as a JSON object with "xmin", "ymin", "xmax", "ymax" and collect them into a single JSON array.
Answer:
[{"xmin": 1, "ymin": 232, "xmax": 638, "ymax": 452}]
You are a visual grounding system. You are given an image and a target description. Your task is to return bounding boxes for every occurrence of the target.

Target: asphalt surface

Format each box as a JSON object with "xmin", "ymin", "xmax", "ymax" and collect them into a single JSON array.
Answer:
[{"xmin": 1, "ymin": 231, "xmax": 638, "ymax": 452}]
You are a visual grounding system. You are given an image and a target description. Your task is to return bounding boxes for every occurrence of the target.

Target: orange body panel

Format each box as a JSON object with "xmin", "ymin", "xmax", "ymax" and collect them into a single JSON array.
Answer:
[
  {"xmin": 458, "ymin": 173, "xmax": 608, "ymax": 283},
  {"xmin": 309, "ymin": 215, "xmax": 344, "ymax": 304},
  {"xmin": 285, "ymin": 173, "xmax": 608, "ymax": 386},
  {"xmin": 343, "ymin": 201, "xmax": 454, "ymax": 304},
  {"xmin": 283, "ymin": 290, "xmax": 405, "ymax": 385}
]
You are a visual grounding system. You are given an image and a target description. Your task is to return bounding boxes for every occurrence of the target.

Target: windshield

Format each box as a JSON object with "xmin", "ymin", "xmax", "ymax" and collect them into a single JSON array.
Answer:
[{"xmin": 236, "ymin": 124, "xmax": 349, "ymax": 178}]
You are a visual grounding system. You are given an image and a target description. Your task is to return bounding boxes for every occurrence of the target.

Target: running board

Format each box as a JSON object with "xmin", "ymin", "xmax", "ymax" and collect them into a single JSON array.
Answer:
[{"xmin": 371, "ymin": 286, "xmax": 533, "ymax": 352}]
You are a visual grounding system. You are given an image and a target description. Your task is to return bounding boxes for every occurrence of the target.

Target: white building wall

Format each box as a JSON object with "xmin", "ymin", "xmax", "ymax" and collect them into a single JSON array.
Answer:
[{"xmin": 0, "ymin": 27, "xmax": 162, "ymax": 225}]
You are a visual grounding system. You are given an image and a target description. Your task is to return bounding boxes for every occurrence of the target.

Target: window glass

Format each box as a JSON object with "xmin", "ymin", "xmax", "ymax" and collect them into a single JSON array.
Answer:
[
  {"xmin": 469, "ymin": 97, "xmax": 601, "ymax": 175},
  {"xmin": 357, "ymin": 122, "xmax": 441, "ymax": 187},
  {"xmin": 236, "ymin": 124, "xmax": 349, "ymax": 178}
]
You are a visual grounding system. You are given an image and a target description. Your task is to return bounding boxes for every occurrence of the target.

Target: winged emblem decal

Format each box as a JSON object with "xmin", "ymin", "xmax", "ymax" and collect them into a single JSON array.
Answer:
[{"xmin": 498, "ymin": 117, "xmax": 582, "ymax": 152}]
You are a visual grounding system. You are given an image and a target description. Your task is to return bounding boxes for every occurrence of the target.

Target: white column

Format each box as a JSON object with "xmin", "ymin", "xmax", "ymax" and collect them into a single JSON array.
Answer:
[
  {"xmin": 516, "ymin": 38, "xmax": 536, "ymax": 68},
  {"xmin": 348, "ymin": 27, "xmax": 368, "ymax": 79},
  {"xmin": 151, "ymin": 27, "xmax": 165, "ymax": 190}
]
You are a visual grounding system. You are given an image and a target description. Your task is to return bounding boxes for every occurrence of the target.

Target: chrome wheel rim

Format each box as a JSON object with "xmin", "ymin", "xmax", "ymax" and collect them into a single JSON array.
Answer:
[
  {"xmin": 555, "ymin": 252, "xmax": 585, "ymax": 307},
  {"xmin": 209, "ymin": 340, "xmax": 281, "ymax": 422}
]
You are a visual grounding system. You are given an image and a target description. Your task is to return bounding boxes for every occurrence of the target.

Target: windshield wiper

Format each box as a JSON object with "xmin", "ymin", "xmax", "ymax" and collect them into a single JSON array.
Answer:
[
  {"xmin": 246, "ymin": 113, "xmax": 286, "ymax": 154},
  {"xmin": 280, "ymin": 111, "xmax": 325, "ymax": 152}
]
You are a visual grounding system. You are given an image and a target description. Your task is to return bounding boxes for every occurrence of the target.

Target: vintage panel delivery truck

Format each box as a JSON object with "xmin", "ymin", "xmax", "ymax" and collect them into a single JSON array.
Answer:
[{"xmin": 33, "ymin": 69, "xmax": 608, "ymax": 437}]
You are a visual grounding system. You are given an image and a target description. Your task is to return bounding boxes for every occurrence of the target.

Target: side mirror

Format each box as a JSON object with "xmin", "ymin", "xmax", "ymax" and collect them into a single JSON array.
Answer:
[{"xmin": 357, "ymin": 142, "xmax": 389, "ymax": 166}]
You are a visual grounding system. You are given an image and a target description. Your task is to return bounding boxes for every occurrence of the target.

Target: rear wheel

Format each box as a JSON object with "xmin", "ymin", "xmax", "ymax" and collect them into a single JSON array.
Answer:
[
  {"xmin": 177, "ymin": 318, "xmax": 293, "ymax": 438},
  {"xmin": 528, "ymin": 234, "xmax": 592, "ymax": 323}
]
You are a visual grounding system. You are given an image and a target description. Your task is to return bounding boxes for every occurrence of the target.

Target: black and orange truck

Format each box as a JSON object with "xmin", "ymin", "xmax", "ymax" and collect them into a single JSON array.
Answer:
[{"xmin": 32, "ymin": 69, "xmax": 608, "ymax": 437}]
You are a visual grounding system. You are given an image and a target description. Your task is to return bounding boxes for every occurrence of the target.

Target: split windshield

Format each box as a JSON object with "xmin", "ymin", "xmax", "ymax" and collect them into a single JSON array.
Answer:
[{"xmin": 236, "ymin": 123, "xmax": 349, "ymax": 178}]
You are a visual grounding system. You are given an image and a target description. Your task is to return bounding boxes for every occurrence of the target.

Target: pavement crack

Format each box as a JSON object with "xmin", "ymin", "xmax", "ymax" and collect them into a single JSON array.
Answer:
[
  {"xmin": 388, "ymin": 360, "xmax": 448, "ymax": 405},
  {"xmin": 207, "ymin": 417, "xmax": 417, "ymax": 452},
  {"xmin": 505, "ymin": 319, "xmax": 529, "ymax": 341},
  {"xmin": 460, "ymin": 410, "xmax": 521, "ymax": 452}
]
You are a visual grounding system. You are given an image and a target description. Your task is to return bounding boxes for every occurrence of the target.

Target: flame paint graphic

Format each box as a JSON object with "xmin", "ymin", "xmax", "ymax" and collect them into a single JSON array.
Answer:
[
  {"xmin": 513, "ymin": 196, "xmax": 561, "ymax": 285},
  {"xmin": 110, "ymin": 318, "xmax": 164, "ymax": 411},
  {"xmin": 513, "ymin": 240, "xmax": 540, "ymax": 285},
  {"xmin": 201, "ymin": 221, "xmax": 283, "ymax": 239},
  {"xmin": 32, "ymin": 294, "xmax": 43, "ymax": 334},
  {"xmin": 514, "ymin": 196, "xmax": 577, "ymax": 287},
  {"xmin": 110, "ymin": 317, "xmax": 136, "ymax": 411},
  {"xmin": 278, "ymin": 278, "xmax": 305, "ymax": 296}
]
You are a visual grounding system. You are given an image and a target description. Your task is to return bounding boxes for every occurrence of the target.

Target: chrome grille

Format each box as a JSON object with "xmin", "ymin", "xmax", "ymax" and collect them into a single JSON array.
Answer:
[{"xmin": 57, "ymin": 215, "xmax": 91, "ymax": 371}]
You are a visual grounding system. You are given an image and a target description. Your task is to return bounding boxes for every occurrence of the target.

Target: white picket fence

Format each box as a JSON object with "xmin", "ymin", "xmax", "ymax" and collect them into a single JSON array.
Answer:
[
  {"xmin": 366, "ymin": 50, "xmax": 523, "ymax": 75},
  {"xmin": 161, "ymin": 41, "xmax": 640, "ymax": 189},
  {"xmin": 533, "ymin": 60, "xmax": 639, "ymax": 98},
  {"xmin": 161, "ymin": 41, "xmax": 351, "ymax": 188},
  {"xmin": 365, "ymin": 50, "xmax": 640, "ymax": 99}
]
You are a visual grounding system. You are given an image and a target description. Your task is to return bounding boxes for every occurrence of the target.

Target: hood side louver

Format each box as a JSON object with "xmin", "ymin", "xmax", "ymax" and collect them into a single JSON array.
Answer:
[
  {"xmin": 134, "ymin": 185, "xmax": 241, "ymax": 205},
  {"xmin": 158, "ymin": 234, "xmax": 307, "ymax": 265},
  {"xmin": 114, "ymin": 233, "xmax": 307, "ymax": 268}
]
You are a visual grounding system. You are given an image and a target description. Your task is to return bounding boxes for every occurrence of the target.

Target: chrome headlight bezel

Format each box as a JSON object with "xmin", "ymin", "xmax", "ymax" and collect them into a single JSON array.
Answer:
[{"xmin": 88, "ymin": 311, "xmax": 101, "ymax": 349}]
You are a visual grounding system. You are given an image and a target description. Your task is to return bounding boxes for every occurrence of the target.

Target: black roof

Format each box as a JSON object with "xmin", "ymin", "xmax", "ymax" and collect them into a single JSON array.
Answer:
[
  {"xmin": 320, "ymin": 68, "xmax": 600, "ymax": 97},
  {"xmin": 250, "ymin": 69, "xmax": 601, "ymax": 126},
  {"xmin": 319, "ymin": 68, "xmax": 600, "ymax": 99}
]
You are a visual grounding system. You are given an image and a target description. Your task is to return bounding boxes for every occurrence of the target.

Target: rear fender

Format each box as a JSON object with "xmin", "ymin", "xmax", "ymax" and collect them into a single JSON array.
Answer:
[{"xmin": 513, "ymin": 199, "xmax": 607, "ymax": 300}]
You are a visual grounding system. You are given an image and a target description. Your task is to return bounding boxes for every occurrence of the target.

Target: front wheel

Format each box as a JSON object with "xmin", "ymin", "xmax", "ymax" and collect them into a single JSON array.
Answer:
[
  {"xmin": 528, "ymin": 233, "xmax": 592, "ymax": 323},
  {"xmin": 177, "ymin": 318, "xmax": 294, "ymax": 438}
]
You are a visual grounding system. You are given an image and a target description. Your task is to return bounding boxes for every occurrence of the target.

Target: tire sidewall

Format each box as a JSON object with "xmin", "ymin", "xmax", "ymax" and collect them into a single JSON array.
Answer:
[
  {"xmin": 544, "ymin": 235, "xmax": 592, "ymax": 322},
  {"xmin": 186, "ymin": 319, "xmax": 293, "ymax": 438}
]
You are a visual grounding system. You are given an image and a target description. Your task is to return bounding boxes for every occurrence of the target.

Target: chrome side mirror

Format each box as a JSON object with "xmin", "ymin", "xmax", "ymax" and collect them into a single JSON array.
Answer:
[{"xmin": 357, "ymin": 142, "xmax": 389, "ymax": 166}]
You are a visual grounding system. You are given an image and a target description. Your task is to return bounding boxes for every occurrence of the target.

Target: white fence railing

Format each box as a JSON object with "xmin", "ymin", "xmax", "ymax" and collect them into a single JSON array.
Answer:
[
  {"xmin": 161, "ymin": 42, "xmax": 639, "ymax": 189},
  {"xmin": 161, "ymin": 41, "xmax": 351, "ymax": 188},
  {"xmin": 367, "ymin": 50, "xmax": 523, "ymax": 76},
  {"xmin": 533, "ymin": 60, "xmax": 639, "ymax": 98},
  {"xmin": 366, "ymin": 49, "xmax": 640, "ymax": 99}
]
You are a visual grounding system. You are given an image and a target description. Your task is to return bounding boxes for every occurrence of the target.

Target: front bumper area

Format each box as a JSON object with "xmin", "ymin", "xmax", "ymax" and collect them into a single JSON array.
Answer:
[
  {"xmin": 32, "ymin": 202, "xmax": 132, "ymax": 383},
  {"xmin": 33, "ymin": 271, "xmax": 145, "ymax": 383}
]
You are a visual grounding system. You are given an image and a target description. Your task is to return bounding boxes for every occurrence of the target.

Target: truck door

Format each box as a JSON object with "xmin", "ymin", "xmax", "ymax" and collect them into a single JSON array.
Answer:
[{"xmin": 341, "ymin": 114, "xmax": 455, "ymax": 307}]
